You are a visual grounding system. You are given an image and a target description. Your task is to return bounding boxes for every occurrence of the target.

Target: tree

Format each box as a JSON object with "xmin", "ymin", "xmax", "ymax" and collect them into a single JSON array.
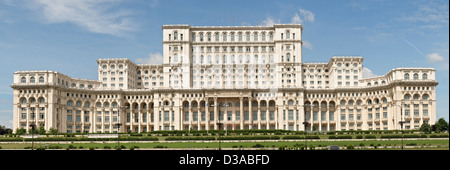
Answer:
[
  {"xmin": 49, "ymin": 128, "xmax": 58, "ymax": 135},
  {"xmin": 38, "ymin": 125, "xmax": 46, "ymax": 135},
  {"xmin": 15, "ymin": 128, "xmax": 26, "ymax": 135},
  {"xmin": 419, "ymin": 123, "xmax": 432, "ymax": 134},
  {"xmin": 435, "ymin": 118, "xmax": 449, "ymax": 132}
]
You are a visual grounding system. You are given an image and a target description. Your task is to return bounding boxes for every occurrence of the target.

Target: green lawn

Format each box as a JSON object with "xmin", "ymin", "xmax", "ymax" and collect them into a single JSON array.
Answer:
[{"xmin": 1, "ymin": 139, "xmax": 448, "ymax": 150}]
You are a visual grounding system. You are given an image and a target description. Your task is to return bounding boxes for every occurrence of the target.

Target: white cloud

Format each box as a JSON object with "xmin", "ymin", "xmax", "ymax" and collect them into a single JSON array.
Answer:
[
  {"xmin": 291, "ymin": 8, "xmax": 315, "ymax": 24},
  {"xmin": 149, "ymin": 0, "xmax": 158, "ymax": 8},
  {"xmin": 261, "ymin": 16, "xmax": 280, "ymax": 26},
  {"xmin": 396, "ymin": 2, "xmax": 449, "ymax": 28},
  {"xmin": 136, "ymin": 52, "xmax": 163, "ymax": 64},
  {"xmin": 291, "ymin": 13, "xmax": 301, "ymax": 24},
  {"xmin": 29, "ymin": 0, "xmax": 138, "ymax": 37},
  {"xmin": 427, "ymin": 53, "xmax": 445, "ymax": 63},
  {"xmin": 303, "ymin": 40, "xmax": 313, "ymax": 50},
  {"xmin": 299, "ymin": 9, "xmax": 315, "ymax": 22},
  {"xmin": 362, "ymin": 67, "xmax": 377, "ymax": 78}
]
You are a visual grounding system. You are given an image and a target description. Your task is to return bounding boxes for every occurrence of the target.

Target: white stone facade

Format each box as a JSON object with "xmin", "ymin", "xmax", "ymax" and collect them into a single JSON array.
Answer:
[{"xmin": 11, "ymin": 24, "xmax": 438, "ymax": 133}]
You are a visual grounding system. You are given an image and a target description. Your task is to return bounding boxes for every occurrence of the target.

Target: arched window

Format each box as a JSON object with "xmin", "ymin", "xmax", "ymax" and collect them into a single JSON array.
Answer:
[
  {"xmin": 207, "ymin": 33, "xmax": 211, "ymax": 41},
  {"xmin": 30, "ymin": 77, "xmax": 35, "ymax": 83},
  {"xmin": 230, "ymin": 33, "xmax": 235, "ymax": 41},
  {"xmin": 340, "ymin": 100, "xmax": 346, "ymax": 106},
  {"xmin": 21, "ymin": 98, "xmax": 27, "ymax": 104},
  {"xmin": 246, "ymin": 32, "xmax": 250, "ymax": 41},
  {"xmin": 413, "ymin": 94, "xmax": 420, "ymax": 100},
  {"xmin": 84, "ymin": 102, "xmax": 90, "ymax": 108},
  {"xmin": 223, "ymin": 33, "xmax": 227, "ymax": 41},
  {"xmin": 174, "ymin": 54, "xmax": 178, "ymax": 63},
  {"xmin": 413, "ymin": 73, "xmax": 419, "ymax": 80},
  {"xmin": 76, "ymin": 101, "xmax": 82, "ymax": 107},
  {"xmin": 348, "ymin": 100, "xmax": 354, "ymax": 106},
  {"xmin": 30, "ymin": 98, "xmax": 36, "ymax": 103},
  {"xmin": 286, "ymin": 53, "xmax": 291, "ymax": 62},
  {"xmin": 192, "ymin": 33, "xmax": 196, "ymax": 42},
  {"xmin": 199, "ymin": 33, "xmax": 204, "ymax": 41},
  {"xmin": 215, "ymin": 33, "xmax": 219, "ymax": 41},
  {"xmin": 286, "ymin": 30, "xmax": 290, "ymax": 39},
  {"xmin": 67, "ymin": 100, "xmax": 73, "ymax": 106},
  {"xmin": 422, "ymin": 94, "xmax": 429, "ymax": 100},
  {"xmin": 404, "ymin": 73, "xmax": 410, "ymax": 80},
  {"xmin": 39, "ymin": 76, "xmax": 44, "ymax": 83},
  {"xmin": 238, "ymin": 33, "xmax": 243, "ymax": 41},
  {"xmin": 422, "ymin": 73, "xmax": 428, "ymax": 80},
  {"xmin": 404, "ymin": 94, "xmax": 411, "ymax": 100},
  {"xmin": 21, "ymin": 77, "xmax": 26, "ymax": 83},
  {"xmin": 288, "ymin": 100, "xmax": 294, "ymax": 105},
  {"xmin": 261, "ymin": 32, "xmax": 266, "ymax": 41},
  {"xmin": 254, "ymin": 32, "xmax": 258, "ymax": 41},
  {"xmin": 71, "ymin": 83, "xmax": 76, "ymax": 88},
  {"xmin": 39, "ymin": 98, "xmax": 45, "ymax": 103},
  {"xmin": 215, "ymin": 55, "xmax": 220, "ymax": 64},
  {"xmin": 223, "ymin": 55, "xmax": 227, "ymax": 64},
  {"xmin": 174, "ymin": 31, "xmax": 178, "ymax": 40}
]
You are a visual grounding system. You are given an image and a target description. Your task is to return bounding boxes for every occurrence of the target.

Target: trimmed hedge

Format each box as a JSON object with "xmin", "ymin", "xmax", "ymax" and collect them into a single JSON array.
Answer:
[
  {"xmin": 165, "ymin": 136, "xmax": 215, "ymax": 141},
  {"xmin": 18, "ymin": 136, "xmax": 158, "ymax": 142},
  {"xmin": 380, "ymin": 134, "xmax": 429, "ymax": 139},
  {"xmin": 365, "ymin": 135, "xmax": 377, "ymax": 139},
  {"xmin": 328, "ymin": 135, "xmax": 352, "ymax": 139},
  {"xmin": 220, "ymin": 136, "xmax": 281, "ymax": 140},
  {"xmin": 430, "ymin": 134, "xmax": 449, "ymax": 138}
]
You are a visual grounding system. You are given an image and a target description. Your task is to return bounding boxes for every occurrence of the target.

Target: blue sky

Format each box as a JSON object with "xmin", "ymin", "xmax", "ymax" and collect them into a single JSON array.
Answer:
[{"xmin": 0, "ymin": 0, "xmax": 448, "ymax": 128}]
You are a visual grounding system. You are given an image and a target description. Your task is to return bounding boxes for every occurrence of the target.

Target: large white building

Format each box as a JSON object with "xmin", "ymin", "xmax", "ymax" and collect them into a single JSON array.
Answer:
[{"xmin": 11, "ymin": 24, "xmax": 438, "ymax": 133}]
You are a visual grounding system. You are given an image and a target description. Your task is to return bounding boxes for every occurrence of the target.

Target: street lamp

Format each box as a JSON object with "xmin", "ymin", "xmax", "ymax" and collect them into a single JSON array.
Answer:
[
  {"xmin": 115, "ymin": 106, "xmax": 123, "ymax": 150},
  {"xmin": 29, "ymin": 123, "xmax": 36, "ymax": 151},
  {"xmin": 302, "ymin": 121, "xmax": 309, "ymax": 150},
  {"xmin": 392, "ymin": 103, "xmax": 409, "ymax": 150},
  {"xmin": 216, "ymin": 102, "xmax": 229, "ymax": 150},
  {"xmin": 303, "ymin": 104, "xmax": 310, "ymax": 150}
]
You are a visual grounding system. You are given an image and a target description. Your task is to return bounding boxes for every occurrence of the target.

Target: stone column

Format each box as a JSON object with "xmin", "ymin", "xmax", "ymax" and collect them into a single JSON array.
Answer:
[
  {"xmin": 249, "ymin": 97, "xmax": 252, "ymax": 129},
  {"xmin": 214, "ymin": 97, "xmax": 218, "ymax": 130},
  {"xmin": 240, "ymin": 97, "xmax": 244, "ymax": 130}
]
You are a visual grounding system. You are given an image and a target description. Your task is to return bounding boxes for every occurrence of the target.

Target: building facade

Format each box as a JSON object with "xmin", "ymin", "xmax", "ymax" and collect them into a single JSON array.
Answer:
[{"xmin": 11, "ymin": 24, "xmax": 438, "ymax": 133}]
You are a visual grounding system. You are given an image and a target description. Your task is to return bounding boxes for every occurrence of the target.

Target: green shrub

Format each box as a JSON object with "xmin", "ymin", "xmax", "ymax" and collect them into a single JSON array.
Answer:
[
  {"xmin": 165, "ymin": 136, "xmax": 215, "ymax": 141},
  {"xmin": 329, "ymin": 135, "xmax": 352, "ymax": 139},
  {"xmin": 346, "ymin": 145, "xmax": 355, "ymax": 150},
  {"xmin": 365, "ymin": 135, "xmax": 376, "ymax": 139},
  {"xmin": 252, "ymin": 144, "xmax": 264, "ymax": 148}
]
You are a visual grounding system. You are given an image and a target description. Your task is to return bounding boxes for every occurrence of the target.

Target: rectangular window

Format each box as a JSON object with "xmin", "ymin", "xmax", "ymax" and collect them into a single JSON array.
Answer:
[
  {"xmin": 252, "ymin": 111, "xmax": 257, "ymax": 121},
  {"xmin": 184, "ymin": 111, "xmax": 189, "ymax": 121},
  {"xmin": 261, "ymin": 111, "xmax": 266, "ymax": 121},
  {"xmin": 210, "ymin": 112, "xmax": 214, "ymax": 121},
  {"xmin": 164, "ymin": 111, "xmax": 169, "ymax": 121},
  {"xmin": 288, "ymin": 110, "xmax": 294, "ymax": 120}
]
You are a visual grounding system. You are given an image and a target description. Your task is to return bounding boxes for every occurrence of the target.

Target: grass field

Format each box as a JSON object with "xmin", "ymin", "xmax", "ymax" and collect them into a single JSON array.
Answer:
[{"xmin": 1, "ymin": 139, "xmax": 448, "ymax": 150}]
